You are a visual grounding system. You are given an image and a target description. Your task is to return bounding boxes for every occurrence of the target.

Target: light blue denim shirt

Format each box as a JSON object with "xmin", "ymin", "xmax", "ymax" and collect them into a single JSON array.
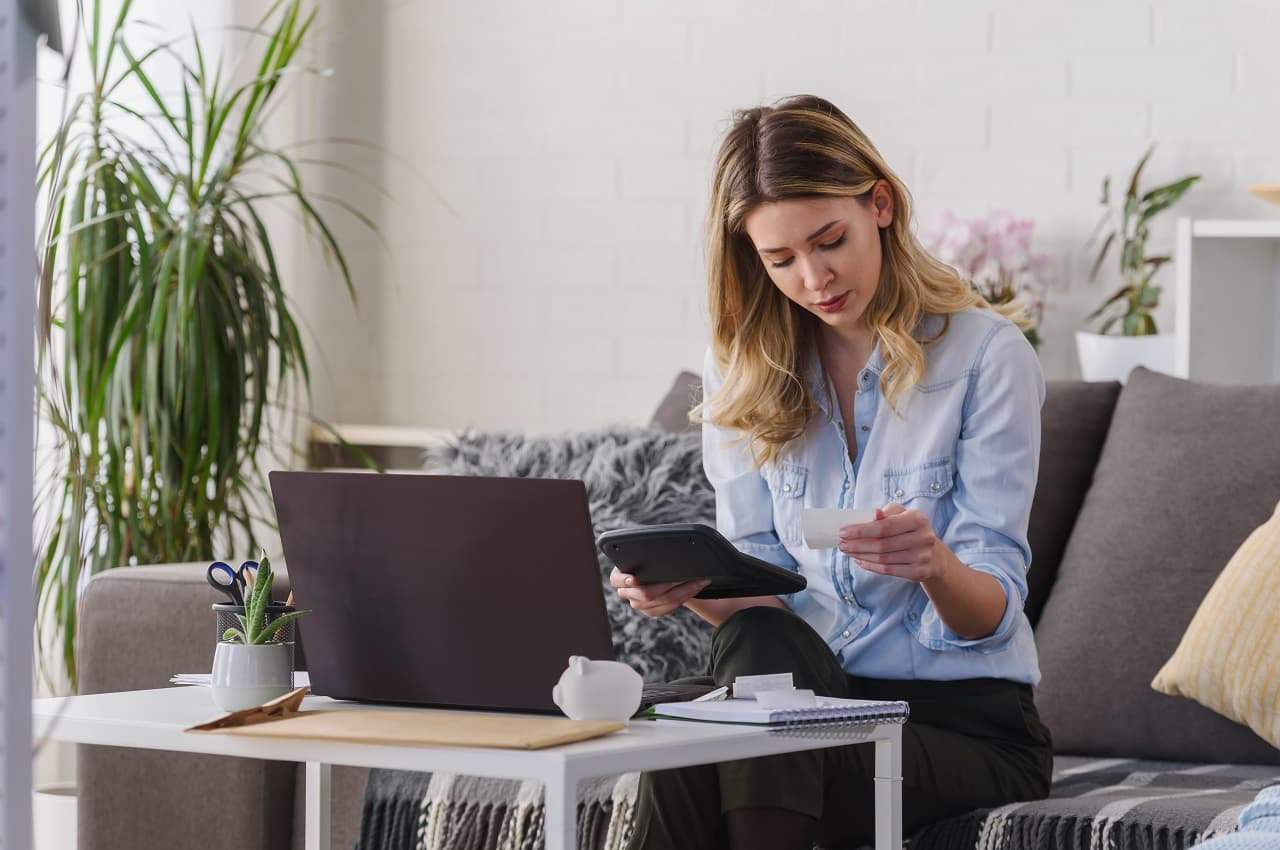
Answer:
[{"xmin": 702, "ymin": 307, "xmax": 1045, "ymax": 685}]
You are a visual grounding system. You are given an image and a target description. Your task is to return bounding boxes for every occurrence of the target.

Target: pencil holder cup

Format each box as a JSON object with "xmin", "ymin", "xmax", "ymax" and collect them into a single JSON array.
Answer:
[{"xmin": 211, "ymin": 603, "xmax": 298, "ymax": 711}]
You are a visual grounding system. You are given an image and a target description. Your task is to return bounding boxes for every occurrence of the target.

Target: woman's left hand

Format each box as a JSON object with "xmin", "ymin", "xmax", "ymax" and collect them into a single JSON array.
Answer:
[{"xmin": 838, "ymin": 503, "xmax": 947, "ymax": 583}]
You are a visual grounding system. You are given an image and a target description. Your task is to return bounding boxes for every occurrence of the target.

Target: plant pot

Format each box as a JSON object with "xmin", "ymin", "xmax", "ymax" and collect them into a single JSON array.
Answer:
[
  {"xmin": 34, "ymin": 781, "xmax": 78, "ymax": 850},
  {"xmin": 1075, "ymin": 331, "xmax": 1177, "ymax": 383},
  {"xmin": 211, "ymin": 642, "xmax": 293, "ymax": 711}
]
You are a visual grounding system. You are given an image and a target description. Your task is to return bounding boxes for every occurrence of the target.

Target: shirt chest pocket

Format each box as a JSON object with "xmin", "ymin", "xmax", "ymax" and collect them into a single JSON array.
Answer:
[
  {"xmin": 766, "ymin": 462, "xmax": 808, "ymax": 545},
  {"xmin": 883, "ymin": 458, "xmax": 955, "ymax": 506}
]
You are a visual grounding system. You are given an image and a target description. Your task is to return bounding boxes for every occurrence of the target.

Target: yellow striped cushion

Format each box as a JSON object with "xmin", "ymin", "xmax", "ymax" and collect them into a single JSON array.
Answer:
[{"xmin": 1152, "ymin": 500, "xmax": 1280, "ymax": 749}]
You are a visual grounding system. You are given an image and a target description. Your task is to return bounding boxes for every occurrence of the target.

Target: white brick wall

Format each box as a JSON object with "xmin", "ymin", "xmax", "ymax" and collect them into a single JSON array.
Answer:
[{"xmin": 294, "ymin": 0, "xmax": 1280, "ymax": 431}]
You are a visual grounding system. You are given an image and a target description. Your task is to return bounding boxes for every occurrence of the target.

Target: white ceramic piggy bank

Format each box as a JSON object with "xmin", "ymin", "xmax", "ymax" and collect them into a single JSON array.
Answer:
[{"xmin": 551, "ymin": 656, "xmax": 643, "ymax": 721}]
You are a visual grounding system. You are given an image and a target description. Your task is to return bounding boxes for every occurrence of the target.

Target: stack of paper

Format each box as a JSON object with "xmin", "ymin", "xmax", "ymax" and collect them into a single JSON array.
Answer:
[{"xmin": 171, "ymin": 671, "xmax": 311, "ymax": 688}]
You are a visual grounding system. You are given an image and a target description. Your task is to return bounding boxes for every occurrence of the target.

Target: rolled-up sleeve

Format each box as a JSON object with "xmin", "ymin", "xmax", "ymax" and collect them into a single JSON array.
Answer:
[
  {"xmin": 940, "ymin": 323, "xmax": 1044, "ymax": 650},
  {"xmin": 701, "ymin": 349, "xmax": 799, "ymax": 571}
]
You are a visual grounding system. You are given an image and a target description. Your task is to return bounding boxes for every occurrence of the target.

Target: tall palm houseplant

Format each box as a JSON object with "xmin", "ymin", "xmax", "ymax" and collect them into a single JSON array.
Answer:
[{"xmin": 35, "ymin": 0, "xmax": 365, "ymax": 689}]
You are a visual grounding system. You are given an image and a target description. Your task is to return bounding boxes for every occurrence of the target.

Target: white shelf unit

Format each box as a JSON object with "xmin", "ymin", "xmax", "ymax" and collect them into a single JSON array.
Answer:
[
  {"xmin": 1174, "ymin": 217, "xmax": 1280, "ymax": 384},
  {"xmin": 307, "ymin": 423, "xmax": 456, "ymax": 472}
]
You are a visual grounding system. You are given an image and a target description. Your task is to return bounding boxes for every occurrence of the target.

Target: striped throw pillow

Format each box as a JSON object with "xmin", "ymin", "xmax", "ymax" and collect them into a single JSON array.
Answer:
[{"xmin": 1152, "ymin": 500, "xmax": 1280, "ymax": 750}]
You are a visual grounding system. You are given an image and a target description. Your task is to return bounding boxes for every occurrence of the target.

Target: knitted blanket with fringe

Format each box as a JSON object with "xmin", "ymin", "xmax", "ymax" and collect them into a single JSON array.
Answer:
[
  {"xmin": 910, "ymin": 757, "xmax": 1280, "ymax": 850},
  {"xmin": 415, "ymin": 772, "xmax": 640, "ymax": 850},
  {"xmin": 389, "ymin": 758, "xmax": 1280, "ymax": 850}
]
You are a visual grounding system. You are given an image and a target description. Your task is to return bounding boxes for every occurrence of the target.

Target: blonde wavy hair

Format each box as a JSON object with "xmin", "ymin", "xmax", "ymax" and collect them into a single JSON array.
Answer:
[{"xmin": 695, "ymin": 95, "xmax": 1029, "ymax": 467}]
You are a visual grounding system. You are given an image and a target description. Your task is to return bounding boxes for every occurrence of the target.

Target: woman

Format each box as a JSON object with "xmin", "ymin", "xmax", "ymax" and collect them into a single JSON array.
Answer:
[{"xmin": 611, "ymin": 95, "xmax": 1053, "ymax": 850}]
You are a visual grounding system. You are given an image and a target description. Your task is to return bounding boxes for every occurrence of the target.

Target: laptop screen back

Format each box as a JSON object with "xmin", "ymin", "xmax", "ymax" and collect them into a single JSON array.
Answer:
[{"xmin": 269, "ymin": 471, "xmax": 615, "ymax": 712}]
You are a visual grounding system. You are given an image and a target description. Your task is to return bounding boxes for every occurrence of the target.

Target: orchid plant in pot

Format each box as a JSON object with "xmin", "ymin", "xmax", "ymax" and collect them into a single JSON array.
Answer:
[
  {"xmin": 212, "ymin": 556, "xmax": 310, "ymax": 711},
  {"xmin": 918, "ymin": 210, "xmax": 1055, "ymax": 350},
  {"xmin": 1077, "ymin": 145, "xmax": 1200, "ymax": 382}
]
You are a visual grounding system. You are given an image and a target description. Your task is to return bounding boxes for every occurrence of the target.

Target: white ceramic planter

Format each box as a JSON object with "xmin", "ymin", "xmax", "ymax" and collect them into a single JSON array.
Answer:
[
  {"xmin": 33, "ymin": 781, "xmax": 78, "ymax": 850},
  {"xmin": 1075, "ymin": 331, "xmax": 1177, "ymax": 383},
  {"xmin": 211, "ymin": 642, "xmax": 292, "ymax": 711}
]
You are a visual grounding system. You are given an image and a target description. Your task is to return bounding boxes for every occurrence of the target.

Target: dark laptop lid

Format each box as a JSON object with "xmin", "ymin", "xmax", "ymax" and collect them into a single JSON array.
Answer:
[{"xmin": 268, "ymin": 471, "xmax": 616, "ymax": 713}]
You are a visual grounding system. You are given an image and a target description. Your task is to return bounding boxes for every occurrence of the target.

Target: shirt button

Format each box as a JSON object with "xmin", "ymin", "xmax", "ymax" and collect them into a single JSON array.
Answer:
[
  {"xmin": 860, "ymin": 424, "xmax": 869, "ymax": 432},
  {"xmin": 908, "ymin": 612, "xmax": 919, "ymax": 622},
  {"xmin": 841, "ymin": 630, "xmax": 851, "ymax": 639},
  {"xmin": 843, "ymin": 596, "xmax": 853, "ymax": 604},
  {"xmin": 930, "ymin": 481, "xmax": 941, "ymax": 492},
  {"xmin": 782, "ymin": 483, "xmax": 791, "ymax": 493},
  {"xmin": 894, "ymin": 488, "xmax": 905, "ymax": 499}
]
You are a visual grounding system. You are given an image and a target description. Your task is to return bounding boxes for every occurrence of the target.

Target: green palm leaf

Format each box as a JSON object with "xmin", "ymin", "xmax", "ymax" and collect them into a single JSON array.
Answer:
[
  {"xmin": 35, "ymin": 0, "xmax": 364, "ymax": 689},
  {"xmin": 1085, "ymin": 144, "xmax": 1197, "ymax": 336}
]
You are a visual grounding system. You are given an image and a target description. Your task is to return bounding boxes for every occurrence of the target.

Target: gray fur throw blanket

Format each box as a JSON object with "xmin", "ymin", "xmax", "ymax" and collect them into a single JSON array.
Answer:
[{"xmin": 356, "ymin": 427, "xmax": 716, "ymax": 850}]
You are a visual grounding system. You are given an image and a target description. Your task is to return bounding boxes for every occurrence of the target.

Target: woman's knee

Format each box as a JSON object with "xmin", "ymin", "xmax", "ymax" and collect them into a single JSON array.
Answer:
[
  {"xmin": 710, "ymin": 605, "xmax": 843, "ymax": 692},
  {"xmin": 713, "ymin": 605, "xmax": 810, "ymax": 649}
]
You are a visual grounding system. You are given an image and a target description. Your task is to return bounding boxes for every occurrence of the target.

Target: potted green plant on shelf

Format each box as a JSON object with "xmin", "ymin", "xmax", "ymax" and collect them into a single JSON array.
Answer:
[
  {"xmin": 35, "ymin": 0, "xmax": 363, "ymax": 690},
  {"xmin": 212, "ymin": 556, "xmax": 310, "ymax": 711},
  {"xmin": 1077, "ymin": 145, "xmax": 1200, "ymax": 382}
]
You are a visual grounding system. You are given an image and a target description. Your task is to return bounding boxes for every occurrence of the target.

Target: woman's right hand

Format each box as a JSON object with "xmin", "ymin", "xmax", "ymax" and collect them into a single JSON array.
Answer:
[{"xmin": 609, "ymin": 567, "xmax": 711, "ymax": 618}]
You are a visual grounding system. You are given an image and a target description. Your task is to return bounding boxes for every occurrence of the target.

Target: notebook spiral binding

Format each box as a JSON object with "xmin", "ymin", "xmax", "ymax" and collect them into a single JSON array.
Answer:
[{"xmin": 767, "ymin": 702, "xmax": 910, "ymax": 736}]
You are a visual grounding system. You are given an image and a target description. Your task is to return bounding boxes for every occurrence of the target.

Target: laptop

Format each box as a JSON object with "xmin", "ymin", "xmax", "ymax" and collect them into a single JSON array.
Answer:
[{"xmin": 269, "ymin": 470, "xmax": 711, "ymax": 714}]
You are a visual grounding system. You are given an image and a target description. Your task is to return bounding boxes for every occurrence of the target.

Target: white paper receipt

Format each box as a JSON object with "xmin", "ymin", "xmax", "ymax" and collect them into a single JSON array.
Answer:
[
  {"xmin": 801, "ymin": 508, "xmax": 877, "ymax": 549},
  {"xmin": 755, "ymin": 688, "xmax": 818, "ymax": 709},
  {"xmin": 733, "ymin": 672, "xmax": 794, "ymax": 700}
]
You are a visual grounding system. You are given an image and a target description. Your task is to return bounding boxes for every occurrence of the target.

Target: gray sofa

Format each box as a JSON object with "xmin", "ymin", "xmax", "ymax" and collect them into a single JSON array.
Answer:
[{"xmin": 76, "ymin": 367, "xmax": 1280, "ymax": 850}]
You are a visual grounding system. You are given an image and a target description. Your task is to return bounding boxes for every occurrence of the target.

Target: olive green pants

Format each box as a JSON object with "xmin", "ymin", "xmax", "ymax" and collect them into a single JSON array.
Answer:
[{"xmin": 626, "ymin": 606, "xmax": 1053, "ymax": 850}]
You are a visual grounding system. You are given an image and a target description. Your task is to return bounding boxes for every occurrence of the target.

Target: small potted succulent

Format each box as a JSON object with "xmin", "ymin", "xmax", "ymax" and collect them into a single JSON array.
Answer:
[{"xmin": 211, "ymin": 555, "xmax": 310, "ymax": 711}]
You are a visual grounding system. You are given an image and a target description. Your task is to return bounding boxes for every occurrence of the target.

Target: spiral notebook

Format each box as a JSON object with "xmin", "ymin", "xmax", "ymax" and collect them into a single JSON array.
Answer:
[{"xmin": 650, "ymin": 696, "xmax": 909, "ymax": 732}]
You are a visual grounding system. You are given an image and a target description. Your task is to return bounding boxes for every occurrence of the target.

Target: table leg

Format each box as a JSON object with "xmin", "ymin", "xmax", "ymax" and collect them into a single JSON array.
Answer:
[
  {"xmin": 874, "ymin": 732, "xmax": 903, "ymax": 850},
  {"xmin": 542, "ymin": 768, "xmax": 577, "ymax": 850},
  {"xmin": 306, "ymin": 761, "xmax": 332, "ymax": 850}
]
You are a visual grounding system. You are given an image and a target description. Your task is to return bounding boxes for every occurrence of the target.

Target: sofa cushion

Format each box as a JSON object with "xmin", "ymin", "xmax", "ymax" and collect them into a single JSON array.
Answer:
[
  {"xmin": 1151, "ymin": 498, "xmax": 1280, "ymax": 750},
  {"xmin": 1034, "ymin": 368, "xmax": 1280, "ymax": 765},
  {"xmin": 650, "ymin": 370, "xmax": 701, "ymax": 434},
  {"xmin": 1024, "ymin": 381, "xmax": 1121, "ymax": 628}
]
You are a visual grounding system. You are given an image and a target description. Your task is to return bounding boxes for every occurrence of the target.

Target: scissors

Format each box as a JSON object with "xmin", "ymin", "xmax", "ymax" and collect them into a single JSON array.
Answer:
[{"xmin": 206, "ymin": 561, "xmax": 244, "ymax": 606}]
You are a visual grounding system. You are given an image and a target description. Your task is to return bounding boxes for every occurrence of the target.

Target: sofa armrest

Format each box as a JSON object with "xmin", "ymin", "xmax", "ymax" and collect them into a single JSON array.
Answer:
[{"xmin": 76, "ymin": 563, "xmax": 299, "ymax": 850}]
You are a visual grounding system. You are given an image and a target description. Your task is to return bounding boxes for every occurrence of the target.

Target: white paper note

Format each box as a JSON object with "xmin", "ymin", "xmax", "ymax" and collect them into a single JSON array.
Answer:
[
  {"xmin": 732, "ymin": 672, "xmax": 794, "ymax": 700},
  {"xmin": 801, "ymin": 508, "xmax": 877, "ymax": 549},
  {"xmin": 754, "ymin": 688, "xmax": 818, "ymax": 709}
]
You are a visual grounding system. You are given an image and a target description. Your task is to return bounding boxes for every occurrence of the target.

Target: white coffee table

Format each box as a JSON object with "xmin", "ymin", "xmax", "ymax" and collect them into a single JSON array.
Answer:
[{"xmin": 33, "ymin": 687, "xmax": 903, "ymax": 850}]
